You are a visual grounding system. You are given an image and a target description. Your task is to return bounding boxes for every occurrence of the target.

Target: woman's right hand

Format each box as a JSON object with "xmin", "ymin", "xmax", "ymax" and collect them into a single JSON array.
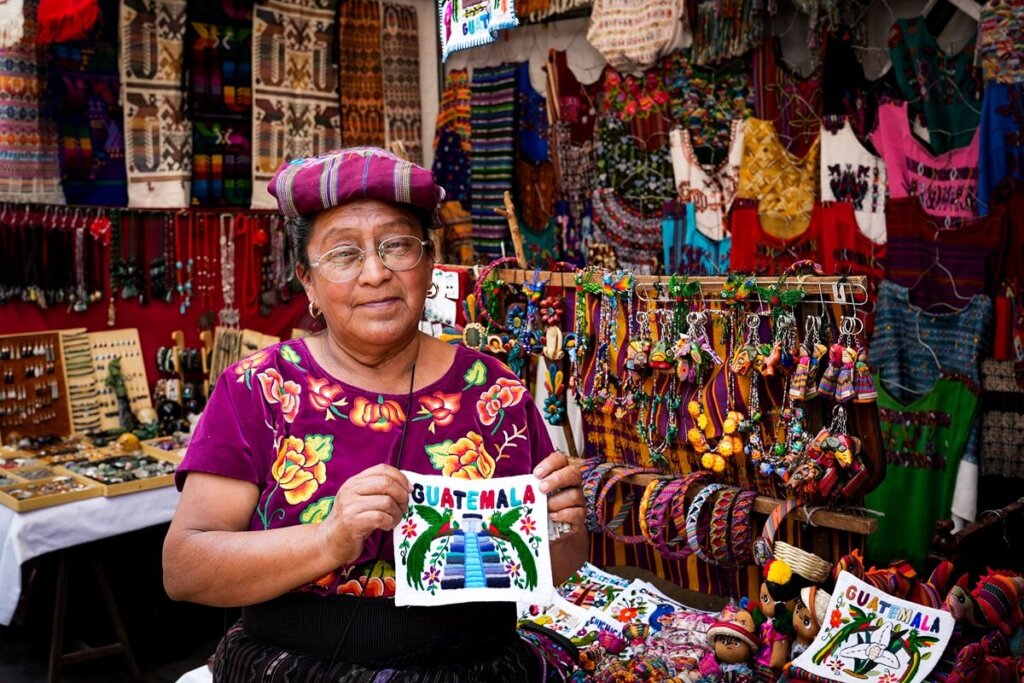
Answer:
[{"xmin": 316, "ymin": 464, "xmax": 411, "ymax": 567}]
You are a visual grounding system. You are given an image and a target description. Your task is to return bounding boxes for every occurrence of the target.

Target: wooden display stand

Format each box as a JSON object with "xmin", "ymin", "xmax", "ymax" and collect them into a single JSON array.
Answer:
[
  {"xmin": 0, "ymin": 331, "xmax": 73, "ymax": 441},
  {"xmin": 0, "ymin": 472, "xmax": 102, "ymax": 512},
  {"xmin": 87, "ymin": 329, "xmax": 153, "ymax": 432}
]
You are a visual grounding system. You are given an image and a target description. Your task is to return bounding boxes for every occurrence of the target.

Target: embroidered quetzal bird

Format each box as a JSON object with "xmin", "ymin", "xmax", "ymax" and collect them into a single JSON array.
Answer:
[
  {"xmin": 405, "ymin": 506, "xmax": 456, "ymax": 589},
  {"xmin": 487, "ymin": 508, "xmax": 538, "ymax": 590}
]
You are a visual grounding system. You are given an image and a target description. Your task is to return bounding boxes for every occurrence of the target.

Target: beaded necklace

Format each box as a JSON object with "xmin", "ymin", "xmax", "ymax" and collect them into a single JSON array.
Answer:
[{"xmin": 635, "ymin": 307, "xmax": 682, "ymax": 468}]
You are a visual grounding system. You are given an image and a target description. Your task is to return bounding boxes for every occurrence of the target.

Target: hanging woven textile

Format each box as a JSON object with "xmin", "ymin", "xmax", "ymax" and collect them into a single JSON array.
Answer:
[
  {"xmin": 586, "ymin": 0, "xmax": 691, "ymax": 74},
  {"xmin": 49, "ymin": 0, "xmax": 128, "ymax": 206},
  {"xmin": 470, "ymin": 63, "xmax": 518, "ymax": 259},
  {"xmin": 187, "ymin": 0, "xmax": 252, "ymax": 207},
  {"xmin": 547, "ymin": 50, "xmax": 597, "ymax": 232},
  {"xmin": 36, "ymin": 0, "xmax": 100, "ymax": 44},
  {"xmin": 382, "ymin": 3, "xmax": 423, "ymax": 164},
  {"xmin": 339, "ymin": 0, "xmax": 385, "ymax": 148},
  {"xmin": 516, "ymin": 61, "xmax": 556, "ymax": 233},
  {"xmin": 691, "ymin": 0, "xmax": 766, "ymax": 67},
  {"xmin": 753, "ymin": 37, "xmax": 823, "ymax": 158},
  {"xmin": 0, "ymin": 0, "xmax": 64, "ymax": 203},
  {"xmin": 121, "ymin": 0, "xmax": 191, "ymax": 208},
  {"xmin": 251, "ymin": 0, "xmax": 342, "ymax": 209},
  {"xmin": 432, "ymin": 68, "xmax": 471, "ymax": 204}
]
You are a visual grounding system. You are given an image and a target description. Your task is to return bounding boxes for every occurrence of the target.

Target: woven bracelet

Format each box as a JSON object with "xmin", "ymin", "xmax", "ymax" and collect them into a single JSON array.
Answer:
[
  {"xmin": 646, "ymin": 477, "xmax": 687, "ymax": 560},
  {"xmin": 638, "ymin": 477, "xmax": 672, "ymax": 546},
  {"xmin": 685, "ymin": 483, "xmax": 726, "ymax": 564},
  {"xmin": 708, "ymin": 486, "xmax": 741, "ymax": 566},
  {"xmin": 729, "ymin": 490, "xmax": 758, "ymax": 567},
  {"xmin": 752, "ymin": 497, "xmax": 803, "ymax": 567},
  {"xmin": 583, "ymin": 461, "xmax": 617, "ymax": 533},
  {"xmin": 597, "ymin": 466, "xmax": 650, "ymax": 544},
  {"xmin": 670, "ymin": 470, "xmax": 714, "ymax": 535}
]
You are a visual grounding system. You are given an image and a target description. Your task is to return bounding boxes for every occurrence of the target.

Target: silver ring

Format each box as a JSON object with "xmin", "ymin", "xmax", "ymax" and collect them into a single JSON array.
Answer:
[{"xmin": 556, "ymin": 521, "xmax": 573, "ymax": 535}]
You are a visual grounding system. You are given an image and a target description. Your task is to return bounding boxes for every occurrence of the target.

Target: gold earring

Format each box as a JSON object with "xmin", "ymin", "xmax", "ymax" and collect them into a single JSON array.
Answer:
[{"xmin": 308, "ymin": 301, "xmax": 321, "ymax": 319}]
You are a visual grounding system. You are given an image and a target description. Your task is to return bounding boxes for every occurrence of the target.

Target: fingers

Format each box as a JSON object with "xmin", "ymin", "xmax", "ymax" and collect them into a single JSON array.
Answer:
[
  {"xmin": 547, "ymin": 485, "xmax": 584, "ymax": 513},
  {"xmin": 346, "ymin": 473, "xmax": 411, "ymax": 509},
  {"xmin": 547, "ymin": 506, "xmax": 585, "ymax": 536},
  {"xmin": 536, "ymin": 461, "xmax": 582, "ymax": 495},
  {"xmin": 532, "ymin": 451, "xmax": 569, "ymax": 481},
  {"xmin": 353, "ymin": 464, "xmax": 411, "ymax": 491}
]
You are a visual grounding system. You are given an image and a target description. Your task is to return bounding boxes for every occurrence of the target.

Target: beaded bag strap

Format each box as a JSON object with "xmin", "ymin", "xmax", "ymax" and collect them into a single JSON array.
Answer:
[
  {"xmin": 728, "ymin": 490, "xmax": 759, "ymax": 567},
  {"xmin": 708, "ymin": 486, "xmax": 741, "ymax": 566},
  {"xmin": 752, "ymin": 497, "xmax": 803, "ymax": 567},
  {"xmin": 685, "ymin": 483, "xmax": 726, "ymax": 564},
  {"xmin": 597, "ymin": 466, "xmax": 650, "ymax": 544},
  {"xmin": 582, "ymin": 461, "xmax": 617, "ymax": 533}
]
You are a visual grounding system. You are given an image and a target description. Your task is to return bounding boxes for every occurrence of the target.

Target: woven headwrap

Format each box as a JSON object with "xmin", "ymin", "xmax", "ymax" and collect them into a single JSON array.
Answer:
[{"xmin": 268, "ymin": 147, "xmax": 446, "ymax": 219}]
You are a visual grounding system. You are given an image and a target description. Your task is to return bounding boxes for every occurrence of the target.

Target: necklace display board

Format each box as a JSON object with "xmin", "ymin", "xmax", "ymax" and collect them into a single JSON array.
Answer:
[{"xmin": 87, "ymin": 329, "xmax": 152, "ymax": 432}]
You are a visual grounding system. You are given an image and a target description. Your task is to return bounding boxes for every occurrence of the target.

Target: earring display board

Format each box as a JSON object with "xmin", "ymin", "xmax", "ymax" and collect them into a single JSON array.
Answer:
[
  {"xmin": 0, "ymin": 331, "xmax": 73, "ymax": 441},
  {"xmin": 208, "ymin": 327, "xmax": 281, "ymax": 384},
  {"xmin": 87, "ymin": 329, "xmax": 153, "ymax": 432}
]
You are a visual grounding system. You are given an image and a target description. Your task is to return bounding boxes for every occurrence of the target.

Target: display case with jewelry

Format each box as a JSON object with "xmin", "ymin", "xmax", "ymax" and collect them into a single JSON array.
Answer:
[
  {"xmin": 0, "ymin": 331, "xmax": 74, "ymax": 441},
  {"xmin": 0, "ymin": 472, "xmax": 102, "ymax": 512},
  {"xmin": 140, "ymin": 432, "xmax": 192, "ymax": 463},
  {"xmin": 62, "ymin": 450, "xmax": 178, "ymax": 497}
]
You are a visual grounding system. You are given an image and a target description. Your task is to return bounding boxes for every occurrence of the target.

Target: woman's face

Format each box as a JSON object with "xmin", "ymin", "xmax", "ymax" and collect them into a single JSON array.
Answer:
[{"xmin": 301, "ymin": 199, "xmax": 431, "ymax": 351}]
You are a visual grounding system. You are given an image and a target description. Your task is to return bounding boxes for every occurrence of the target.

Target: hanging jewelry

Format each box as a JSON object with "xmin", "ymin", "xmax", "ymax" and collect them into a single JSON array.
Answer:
[
  {"xmin": 790, "ymin": 315, "xmax": 820, "ymax": 401},
  {"xmin": 219, "ymin": 214, "xmax": 240, "ymax": 327},
  {"xmin": 786, "ymin": 405, "xmax": 855, "ymax": 500}
]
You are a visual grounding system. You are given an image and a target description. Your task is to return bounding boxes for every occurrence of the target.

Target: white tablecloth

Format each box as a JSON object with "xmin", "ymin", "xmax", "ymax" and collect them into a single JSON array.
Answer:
[{"xmin": 0, "ymin": 486, "xmax": 180, "ymax": 625}]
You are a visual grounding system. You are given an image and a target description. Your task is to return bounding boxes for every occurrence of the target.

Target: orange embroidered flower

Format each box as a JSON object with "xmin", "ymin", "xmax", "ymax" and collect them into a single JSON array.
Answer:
[
  {"xmin": 235, "ymin": 349, "xmax": 271, "ymax": 381},
  {"xmin": 258, "ymin": 368, "xmax": 301, "ymax": 423},
  {"xmin": 616, "ymin": 607, "xmax": 639, "ymax": 622},
  {"xmin": 312, "ymin": 570, "xmax": 336, "ymax": 589},
  {"xmin": 426, "ymin": 431, "xmax": 496, "ymax": 479},
  {"xmin": 350, "ymin": 396, "xmax": 406, "ymax": 432},
  {"xmin": 307, "ymin": 376, "xmax": 347, "ymax": 419},
  {"xmin": 417, "ymin": 391, "xmax": 461, "ymax": 430},
  {"xmin": 271, "ymin": 434, "xmax": 332, "ymax": 504},
  {"xmin": 477, "ymin": 377, "xmax": 526, "ymax": 426}
]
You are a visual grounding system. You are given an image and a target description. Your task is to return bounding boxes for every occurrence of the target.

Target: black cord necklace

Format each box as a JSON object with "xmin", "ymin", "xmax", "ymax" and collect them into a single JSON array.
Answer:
[{"xmin": 326, "ymin": 356, "xmax": 417, "ymax": 673}]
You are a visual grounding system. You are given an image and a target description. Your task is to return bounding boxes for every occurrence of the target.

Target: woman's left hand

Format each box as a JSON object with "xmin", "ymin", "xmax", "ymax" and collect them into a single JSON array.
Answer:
[{"xmin": 533, "ymin": 451, "xmax": 584, "ymax": 539}]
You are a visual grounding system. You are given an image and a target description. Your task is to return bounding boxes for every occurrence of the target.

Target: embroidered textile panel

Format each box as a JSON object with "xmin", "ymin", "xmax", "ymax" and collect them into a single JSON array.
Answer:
[
  {"xmin": 121, "ymin": 0, "xmax": 191, "ymax": 208},
  {"xmin": 381, "ymin": 3, "xmax": 422, "ymax": 164},
  {"xmin": 980, "ymin": 359, "xmax": 1024, "ymax": 479},
  {"xmin": 251, "ymin": 0, "xmax": 342, "ymax": 209},
  {"xmin": 338, "ymin": 0, "xmax": 385, "ymax": 149},
  {"xmin": 0, "ymin": 0, "xmax": 24, "ymax": 50},
  {"xmin": 432, "ymin": 69, "xmax": 471, "ymax": 205},
  {"xmin": 49, "ymin": 0, "xmax": 128, "ymax": 207},
  {"xmin": 470, "ymin": 64, "xmax": 518, "ymax": 259},
  {"xmin": 0, "ymin": 0, "xmax": 64, "ymax": 204},
  {"xmin": 187, "ymin": 0, "xmax": 252, "ymax": 207}
]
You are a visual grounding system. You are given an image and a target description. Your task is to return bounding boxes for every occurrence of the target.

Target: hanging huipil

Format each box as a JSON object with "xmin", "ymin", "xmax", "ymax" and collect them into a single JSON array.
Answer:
[
  {"xmin": 586, "ymin": 0, "xmax": 691, "ymax": 74},
  {"xmin": 432, "ymin": 69, "xmax": 472, "ymax": 205},
  {"xmin": 669, "ymin": 119, "xmax": 744, "ymax": 242},
  {"xmin": 819, "ymin": 119, "xmax": 887, "ymax": 244}
]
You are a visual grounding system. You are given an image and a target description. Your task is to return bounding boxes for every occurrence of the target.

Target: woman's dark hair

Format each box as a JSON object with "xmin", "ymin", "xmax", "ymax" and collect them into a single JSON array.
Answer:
[{"xmin": 288, "ymin": 205, "xmax": 434, "ymax": 272}]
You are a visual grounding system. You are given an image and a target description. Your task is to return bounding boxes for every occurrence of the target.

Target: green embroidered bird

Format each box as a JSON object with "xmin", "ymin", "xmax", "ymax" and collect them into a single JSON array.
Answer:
[
  {"xmin": 487, "ymin": 508, "xmax": 538, "ymax": 590},
  {"xmin": 405, "ymin": 506, "xmax": 456, "ymax": 590}
]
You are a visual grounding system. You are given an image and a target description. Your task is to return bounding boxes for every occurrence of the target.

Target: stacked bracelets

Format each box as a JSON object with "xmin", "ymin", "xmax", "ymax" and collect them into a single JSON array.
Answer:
[{"xmin": 581, "ymin": 462, "xmax": 762, "ymax": 566}]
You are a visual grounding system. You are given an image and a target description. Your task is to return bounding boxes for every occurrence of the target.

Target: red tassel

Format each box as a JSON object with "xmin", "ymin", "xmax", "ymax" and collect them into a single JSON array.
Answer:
[{"xmin": 36, "ymin": 0, "xmax": 100, "ymax": 44}]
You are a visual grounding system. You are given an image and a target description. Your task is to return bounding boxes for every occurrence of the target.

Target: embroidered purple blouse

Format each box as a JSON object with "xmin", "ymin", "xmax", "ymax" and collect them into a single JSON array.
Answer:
[{"xmin": 176, "ymin": 339, "xmax": 553, "ymax": 598}]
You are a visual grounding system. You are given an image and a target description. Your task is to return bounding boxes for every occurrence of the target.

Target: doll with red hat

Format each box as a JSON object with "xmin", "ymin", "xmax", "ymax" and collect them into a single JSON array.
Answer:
[{"xmin": 689, "ymin": 602, "xmax": 761, "ymax": 683}]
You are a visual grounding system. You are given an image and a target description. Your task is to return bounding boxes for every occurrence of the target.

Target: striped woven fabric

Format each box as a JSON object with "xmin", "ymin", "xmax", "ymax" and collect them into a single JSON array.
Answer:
[
  {"xmin": 381, "ymin": 3, "xmax": 422, "ymax": 164},
  {"xmin": 339, "ymin": 0, "xmax": 385, "ymax": 149},
  {"xmin": 470, "ymin": 64, "xmax": 518, "ymax": 260},
  {"xmin": 0, "ymin": 0, "xmax": 64, "ymax": 204},
  {"xmin": 431, "ymin": 69, "xmax": 471, "ymax": 204}
]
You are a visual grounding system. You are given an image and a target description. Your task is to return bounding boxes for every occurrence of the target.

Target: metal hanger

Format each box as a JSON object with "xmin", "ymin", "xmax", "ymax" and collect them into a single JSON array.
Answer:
[{"xmin": 906, "ymin": 245, "xmax": 973, "ymax": 311}]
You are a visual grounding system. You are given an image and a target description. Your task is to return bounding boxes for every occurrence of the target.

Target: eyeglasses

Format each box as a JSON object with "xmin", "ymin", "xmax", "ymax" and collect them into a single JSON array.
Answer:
[{"xmin": 309, "ymin": 235, "xmax": 431, "ymax": 283}]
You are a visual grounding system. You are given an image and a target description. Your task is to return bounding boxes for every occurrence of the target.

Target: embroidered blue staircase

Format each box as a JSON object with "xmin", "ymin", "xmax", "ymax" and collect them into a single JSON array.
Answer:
[{"xmin": 462, "ymin": 529, "xmax": 487, "ymax": 588}]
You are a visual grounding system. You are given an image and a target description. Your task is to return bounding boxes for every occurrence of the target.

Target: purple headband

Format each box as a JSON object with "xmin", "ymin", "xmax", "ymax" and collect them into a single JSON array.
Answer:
[{"xmin": 268, "ymin": 147, "xmax": 446, "ymax": 219}]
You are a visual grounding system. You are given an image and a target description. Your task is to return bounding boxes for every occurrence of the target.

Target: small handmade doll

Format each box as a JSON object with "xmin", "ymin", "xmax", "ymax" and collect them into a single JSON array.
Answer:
[
  {"xmin": 791, "ymin": 586, "xmax": 831, "ymax": 660},
  {"xmin": 853, "ymin": 348, "xmax": 877, "ymax": 403},
  {"xmin": 753, "ymin": 560, "xmax": 800, "ymax": 671},
  {"xmin": 694, "ymin": 604, "xmax": 761, "ymax": 682},
  {"xmin": 835, "ymin": 345, "xmax": 858, "ymax": 403}
]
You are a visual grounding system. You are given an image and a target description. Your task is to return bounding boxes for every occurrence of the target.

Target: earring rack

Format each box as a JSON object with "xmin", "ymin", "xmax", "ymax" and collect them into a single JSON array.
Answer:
[
  {"xmin": 87, "ymin": 329, "xmax": 153, "ymax": 432},
  {"xmin": 61, "ymin": 329, "xmax": 101, "ymax": 434},
  {"xmin": 0, "ymin": 331, "xmax": 73, "ymax": 440}
]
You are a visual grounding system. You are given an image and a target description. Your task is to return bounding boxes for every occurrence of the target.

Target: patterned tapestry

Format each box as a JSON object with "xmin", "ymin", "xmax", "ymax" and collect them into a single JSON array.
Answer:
[
  {"xmin": 121, "ymin": 0, "xmax": 191, "ymax": 208},
  {"xmin": 470, "ymin": 64, "xmax": 518, "ymax": 259},
  {"xmin": 338, "ymin": 0, "xmax": 385, "ymax": 149},
  {"xmin": 251, "ymin": 0, "xmax": 342, "ymax": 209},
  {"xmin": 187, "ymin": 0, "xmax": 252, "ymax": 207},
  {"xmin": 382, "ymin": 3, "xmax": 422, "ymax": 164},
  {"xmin": 50, "ymin": 0, "xmax": 128, "ymax": 207},
  {"xmin": 0, "ymin": 0, "xmax": 63, "ymax": 204}
]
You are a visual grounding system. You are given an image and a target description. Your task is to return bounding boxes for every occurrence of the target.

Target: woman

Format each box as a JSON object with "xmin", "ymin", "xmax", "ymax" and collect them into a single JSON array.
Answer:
[{"xmin": 163, "ymin": 148, "xmax": 587, "ymax": 681}]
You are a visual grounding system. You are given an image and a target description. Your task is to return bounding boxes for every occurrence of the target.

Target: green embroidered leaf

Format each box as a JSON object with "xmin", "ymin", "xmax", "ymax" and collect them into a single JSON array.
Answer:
[
  {"xmin": 280, "ymin": 344, "xmax": 302, "ymax": 365},
  {"xmin": 304, "ymin": 434, "xmax": 334, "ymax": 463},
  {"xmin": 299, "ymin": 496, "xmax": 335, "ymax": 524},
  {"xmin": 463, "ymin": 359, "xmax": 487, "ymax": 388},
  {"xmin": 425, "ymin": 441, "xmax": 454, "ymax": 469}
]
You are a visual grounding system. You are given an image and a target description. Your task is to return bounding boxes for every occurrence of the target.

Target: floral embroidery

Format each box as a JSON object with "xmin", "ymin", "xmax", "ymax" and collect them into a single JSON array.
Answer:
[
  {"xmin": 425, "ymin": 431, "xmax": 497, "ymax": 479},
  {"xmin": 400, "ymin": 518, "xmax": 418, "ymax": 538},
  {"xmin": 413, "ymin": 391, "xmax": 462, "ymax": 433},
  {"xmin": 279, "ymin": 343, "xmax": 306, "ymax": 372},
  {"xmin": 299, "ymin": 496, "xmax": 335, "ymax": 524},
  {"xmin": 271, "ymin": 434, "xmax": 334, "ymax": 505},
  {"xmin": 462, "ymin": 358, "xmax": 487, "ymax": 390},
  {"xmin": 519, "ymin": 515, "xmax": 537, "ymax": 536},
  {"xmin": 350, "ymin": 395, "xmax": 406, "ymax": 432},
  {"xmin": 258, "ymin": 369, "xmax": 301, "ymax": 423},
  {"xmin": 236, "ymin": 349, "xmax": 271, "ymax": 389},
  {"xmin": 336, "ymin": 560, "xmax": 396, "ymax": 598},
  {"xmin": 307, "ymin": 376, "xmax": 348, "ymax": 420},
  {"xmin": 477, "ymin": 376, "xmax": 526, "ymax": 432}
]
